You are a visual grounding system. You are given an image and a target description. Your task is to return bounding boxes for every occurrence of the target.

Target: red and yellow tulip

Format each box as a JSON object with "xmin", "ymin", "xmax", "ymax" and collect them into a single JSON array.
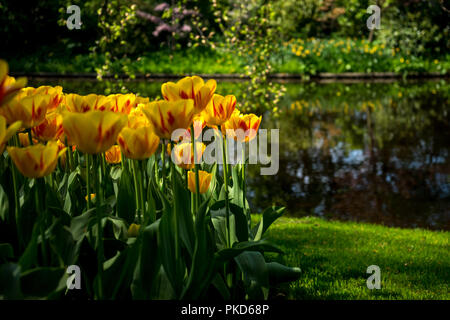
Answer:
[
  {"xmin": 161, "ymin": 76, "xmax": 216, "ymax": 114},
  {"xmin": 142, "ymin": 99, "xmax": 195, "ymax": 140},
  {"xmin": 117, "ymin": 126, "xmax": 160, "ymax": 160},
  {"xmin": 171, "ymin": 142, "xmax": 206, "ymax": 170},
  {"xmin": 0, "ymin": 60, "xmax": 27, "ymax": 106},
  {"xmin": 202, "ymin": 94, "xmax": 237, "ymax": 127},
  {"xmin": 221, "ymin": 110, "xmax": 262, "ymax": 142},
  {"xmin": 0, "ymin": 116, "xmax": 21, "ymax": 153},
  {"xmin": 62, "ymin": 110, "xmax": 127, "ymax": 154},
  {"xmin": 31, "ymin": 110, "xmax": 63, "ymax": 142},
  {"xmin": 187, "ymin": 170, "xmax": 212, "ymax": 194},
  {"xmin": 7, "ymin": 141, "xmax": 66, "ymax": 178},
  {"xmin": 105, "ymin": 145, "xmax": 122, "ymax": 164}
]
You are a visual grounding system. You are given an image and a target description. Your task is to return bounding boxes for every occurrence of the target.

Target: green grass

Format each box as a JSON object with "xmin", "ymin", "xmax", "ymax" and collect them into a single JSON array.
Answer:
[
  {"xmin": 7, "ymin": 38, "xmax": 449, "ymax": 75},
  {"xmin": 260, "ymin": 216, "xmax": 449, "ymax": 300}
]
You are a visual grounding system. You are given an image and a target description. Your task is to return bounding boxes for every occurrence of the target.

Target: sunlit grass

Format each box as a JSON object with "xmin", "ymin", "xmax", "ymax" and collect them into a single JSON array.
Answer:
[{"xmin": 257, "ymin": 216, "xmax": 449, "ymax": 299}]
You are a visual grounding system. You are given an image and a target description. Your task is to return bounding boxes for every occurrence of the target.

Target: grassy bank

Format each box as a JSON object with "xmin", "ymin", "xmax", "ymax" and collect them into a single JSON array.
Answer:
[
  {"xmin": 262, "ymin": 216, "xmax": 449, "ymax": 300},
  {"xmin": 7, "ymin": 38, "xmax": 449, "ymax": 75}
]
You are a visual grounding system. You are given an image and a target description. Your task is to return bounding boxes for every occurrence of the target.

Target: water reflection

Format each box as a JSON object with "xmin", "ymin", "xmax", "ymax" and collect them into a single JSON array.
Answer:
[
  {"xmin": 28, "ymin": 78, "xmax": 450, "ymax": 230},
  {"xmin": 249, "ymin": 81, "xmax": 450, "ymax": 230}
]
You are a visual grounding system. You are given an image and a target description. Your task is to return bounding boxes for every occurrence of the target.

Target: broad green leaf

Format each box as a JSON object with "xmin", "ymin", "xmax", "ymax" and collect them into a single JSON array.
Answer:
[
  {"xmin": 252, "ymin": 206, "xmax": 285, "ymax": 241},
  {"xmin": 116, "ymin": 166, "xmax": 136, "ymax": 224},
  {"xmin": 0, "ymin": 184, "xmax": 9, "ymax": 222},
  {"xmin": 20, "ymin": 267, "xmax": 65, "ymax": 298},
  {"xmin": 266, "ymin": 262, "xmax": 301, "ymax": 285}
]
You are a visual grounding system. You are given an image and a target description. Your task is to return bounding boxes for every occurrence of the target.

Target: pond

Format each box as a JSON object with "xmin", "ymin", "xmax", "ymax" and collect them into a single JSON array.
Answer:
[{"xmin": 28, "ymin": 78, "xmax": 450, "ymax": 230}]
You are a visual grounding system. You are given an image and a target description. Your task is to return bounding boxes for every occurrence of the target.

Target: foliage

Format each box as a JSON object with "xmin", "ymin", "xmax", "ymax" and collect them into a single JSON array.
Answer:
[{"xmin": 0, "ymin": 70, "xmax": 300, "ymax": 300}]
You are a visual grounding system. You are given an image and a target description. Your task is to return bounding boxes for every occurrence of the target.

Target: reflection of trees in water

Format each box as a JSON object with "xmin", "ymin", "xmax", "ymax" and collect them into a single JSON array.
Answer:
[{"xmin": 248, "ymin": 82, "xmax": 450, "ymax": 230}]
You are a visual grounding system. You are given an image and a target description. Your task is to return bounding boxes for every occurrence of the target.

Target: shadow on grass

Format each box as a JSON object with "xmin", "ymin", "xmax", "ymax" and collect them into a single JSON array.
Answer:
[{"xmin": 264, "ymin": 219, "xmax": 449, "ymax": 299}]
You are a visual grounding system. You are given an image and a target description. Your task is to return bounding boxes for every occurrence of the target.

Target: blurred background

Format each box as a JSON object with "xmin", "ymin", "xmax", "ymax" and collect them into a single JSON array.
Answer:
[{"xmin": 2, "ymin": 0, "xmax": 449, "ymax": 230}]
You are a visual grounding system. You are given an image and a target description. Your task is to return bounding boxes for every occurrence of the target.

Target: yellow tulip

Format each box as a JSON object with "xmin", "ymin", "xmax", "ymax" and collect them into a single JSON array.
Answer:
[
  {"xmin": 202, "ymin": 94, "xmax": 237, "ymax": 126},
  {"xmin": 18, "ymin": 132, "xmax": 37, "ymax": 147},
  {"xmin": 0, "ymin": 116, "xmax": 21, "ymax": 153},
  {"xmin": 187, "ymin": 170, "xmax": 212, "ymax": 194},
  {"xmin": 0, "ymin": 90, "xmax": 51, "ymax": 128},
  {"xmin": 142, "ymin": 99, "xmax": 195, "ymax": 140},
  {"xmin": 221, "ymin": 110, "xmax": 262, "ymax": 142},
  {"xmin": 127, "ymin": 104, "xmax": 150, "ymax": 129},
  {"xmin": 171, "ymin": 142, "xmax": 206, "ymax": 170},
  {"xmin": 31, "ymin": 110, "xmax": 63, "ymax": 142},
  {"xmin": 64, "ymin": 93, "xmax": 114, "ymax": 113},
  {"xmin": 161, "ymin": 76, "xmax": 216, "ymax": 114},
  {"xmin": 108, "ymin": 93, "xmax": 137, "ymax": 114},
  {"xmin": 0, "ymin": 60, "xmax": 27, "ymax": 106},
  {"xmin": 117, "ymin": 126, "xmax": 160, "ymax": 160},
  {"xmin": 105, "ymin": 145, "xmax": 122, "ymax": 164},
  {"xmin": 172, "ymin": 113, "xmax": 206, "ymax": 142},
  {"xmin": 62, "ymin": 110, "xmax": 127, "ymax": 154},
  {"xmin": 33, "ymin": 86, "xmax": 63, "ymax": 111},
  {"xmin": 7, "ymin": 141, "xmax": 66, "ymax": 178},
  {"xmin": 127, "ymin": 223, "xmax": 141, "ymax": 237}
]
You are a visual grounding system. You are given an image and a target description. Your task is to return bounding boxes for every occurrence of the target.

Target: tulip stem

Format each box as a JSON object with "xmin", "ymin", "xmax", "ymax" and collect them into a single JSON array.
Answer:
[
  {"xmin": 190, "ymin": 124, "xmax": 200, "ymax": 213},
  {"xmin": 93, "ymin": 155, "xmax": 104, "ymax": 300},
  {"xmin": 169, "ymin": 141, "xmax": 180, "ymax": 271},
  {"xmin": 242, "ymin": 145, "xmax": 248, "ymax": 223},
  {"xmin": 27, "ymin": 129, "xmax": 33, "ymax": 146},
  {"xmin": 86, "ymin": 154, "xmax": 91, "ymax": 210},
  {"xmin": 11, "ymin": 135, "xmax": 22, "ymax": 248},
  {"xmin": 132, "ymin": 159, "xmax": 143, "ymax": 224},
  {"xmin": 219, "ymin": 126, "xmax": 231, "ymax": 248},
  {"xmin": 35, "ymin": 178, "xmax": 48, "ymax": 266},
  {"xmin": 161, "ymin": 140, "xmax": 166, "ymax": 193}
]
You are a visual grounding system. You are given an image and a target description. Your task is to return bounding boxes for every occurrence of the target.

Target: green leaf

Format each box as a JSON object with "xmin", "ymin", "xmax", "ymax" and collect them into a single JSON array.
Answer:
[
  {"xmin": 117, "ymin": 166, "xmax": 136, "ymax": 224},
  {"xmin": 20, "ymin": 267, "xmax": 66, "ymax": 298},
  {"xmin": 214, "ymin": 239, "xmax": 283, "ymax": 264},
  {"xmin": 266, "ymin": 262, "xmax": 301, "ymax": 285},
  {"xmin": 0, "ymin": 263, "xmax": 23, "ymax": 299},
  {"xmin": 251, "ymin": 206, "xmax": 285, "ymax": 241},
  {"xmin": 131, "ymin": 220, "xmax": 161, "ymax": 299},
  {"xmin": 235, "ymin": 251, "xmax": 269, "ymax": 299},
  {"xmin": 0, "ymin": 184, "xmax": 9, "ymax": 222},
  {"xmin": 181, "ymin": 197, "xmax": 215, "ymax": 299}
]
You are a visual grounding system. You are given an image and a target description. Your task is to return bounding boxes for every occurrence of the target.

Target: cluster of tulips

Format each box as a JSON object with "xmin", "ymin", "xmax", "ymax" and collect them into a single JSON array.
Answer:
[{"xmin": 0, "ymin": 60, "xmax": 300, "ymax": 300}]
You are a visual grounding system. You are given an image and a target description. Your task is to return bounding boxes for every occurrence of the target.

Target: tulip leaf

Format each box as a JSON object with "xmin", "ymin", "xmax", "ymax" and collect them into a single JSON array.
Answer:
[
  {"xmin": 251, "ymin": 206, "xmax": 285, "ymax": 241},
  {"xmin": 214, "ymin": 239, "xmax": 283, "ymax": 265},
  {"xmin": 234, "ymin": 251, "xmax": 269, "ymax": 299},
  {"xmin": 181, "ymin": 196, "xmax": 215, "ymax": 299},
  {"xmin": 116, "ymin": 166, "xmax": 136, "ymax": 224},
  {"xmin": 172, "ymin": 169, "xmax": 195, "ymax": 257},
  {"xmin": 0, "ymin": 263, "xmax": 23, "ymax": 299},
  {"xmin": 157, "ymin": 196, "xmax": 184, "ymax": 298},
  {"xmin": 131, "ymin": 220, "xmax": 161, "ymax": 299},
  {"xmin": 20, "ymin": 266, "xmax": 66, "ymax": 298},
  {"xmin": 266, "ymin": 262, "xmax": 301, "ymax": 285},
  {"xmin": 0, "ymin": 184, "xmax": 9, "ymax": 222}
]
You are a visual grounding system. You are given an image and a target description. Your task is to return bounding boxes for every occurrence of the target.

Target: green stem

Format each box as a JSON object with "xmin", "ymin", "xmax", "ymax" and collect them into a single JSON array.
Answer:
[
  {"xmin": 35, "ymin": 179, "xmax": 48, "ymax": 266},
  {"xmin": 86, "ymin": 154, "xmax": 91, "ymax": 210},
  {"xmin": 242, "ymin": 144, "xmax": 249, "ymax": 224},
  {"xmin": 139, "ymin": 160, "xmax": 147, "ymax": 223},
  {"xmin": 27, "ymin": 129, "xmax": 34, "ymax": 146},
  {"xmin": 93, "ymin": 155, "xmax": 104, "ymax": 300},
  {"xmin": 11, "ymin": 135, "xmax": 22, "ymax": 248},
  {"xmin": 169, "ymin": 141, "xmax": 180, "ymax": 267},
  {"xmin": 219, "ymin": 126, "xmax": 231, "ymax": 248},
  {"xmin": 130, "ymin": 159, "xmax": 140, "ymax": 222},
  {"xmin": 190, "ymin": 124, "xmax": 200, "ymax": 213},
  {"xmin": 161, "ymin": 140, "xmax": 166, "ymax": 192}
]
